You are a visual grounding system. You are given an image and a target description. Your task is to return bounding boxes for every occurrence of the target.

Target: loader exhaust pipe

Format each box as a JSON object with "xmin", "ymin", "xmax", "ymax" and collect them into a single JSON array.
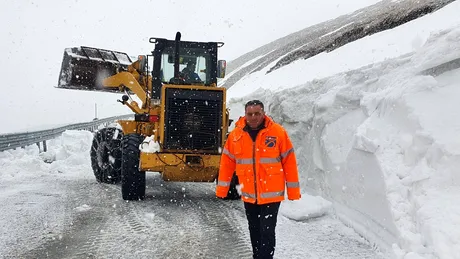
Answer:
[{"xmin": 174, "ymin": 32, "xmax": 181, "ymax": 79}]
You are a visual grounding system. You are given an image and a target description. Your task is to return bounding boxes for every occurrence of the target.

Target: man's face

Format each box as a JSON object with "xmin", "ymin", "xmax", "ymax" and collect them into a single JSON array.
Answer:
[{"xmin": 245, "ymin": 105, "xmax": 265, "ymax": 129}]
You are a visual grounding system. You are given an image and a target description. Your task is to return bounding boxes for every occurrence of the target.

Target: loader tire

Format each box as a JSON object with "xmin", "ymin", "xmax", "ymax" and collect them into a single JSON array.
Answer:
[
  {"xmin": 90, "ymin": 127, "xmax": 123, "ymax": 184},
  {"xmin": 121, "ymin": 134, "xmax": 146, "ymax": 200}
]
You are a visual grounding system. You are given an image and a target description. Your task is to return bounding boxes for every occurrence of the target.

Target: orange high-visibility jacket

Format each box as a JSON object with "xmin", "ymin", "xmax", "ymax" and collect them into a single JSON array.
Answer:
[{"xmin": 216, "ymin": 115, "xmax": 301, "ymax": 204}]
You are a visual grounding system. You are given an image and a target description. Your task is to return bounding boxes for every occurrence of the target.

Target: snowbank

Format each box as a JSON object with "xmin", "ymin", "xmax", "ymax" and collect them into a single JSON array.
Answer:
[
  {"xmin": 0, "ymin": 130, "xmax": 94, "ymax": 181},
  {"xmin": 227, "ymin": 3, "xmax": 460, "ymax": 257},
  {"xmin": 281, "ymin": 195, "xmax": 332, "ymax": 221}
]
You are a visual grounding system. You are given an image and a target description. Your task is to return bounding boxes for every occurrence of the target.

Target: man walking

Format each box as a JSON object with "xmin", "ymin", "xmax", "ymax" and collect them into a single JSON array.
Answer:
[{"xmin": 216, "ymin": 100, "xmax": 301, "ymax": 259}]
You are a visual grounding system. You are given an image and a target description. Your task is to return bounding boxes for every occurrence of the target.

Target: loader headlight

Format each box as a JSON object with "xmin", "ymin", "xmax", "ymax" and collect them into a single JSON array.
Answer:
[{"xmin": 151, "ymin": 99, "xmax": 160, "ymax": 106}]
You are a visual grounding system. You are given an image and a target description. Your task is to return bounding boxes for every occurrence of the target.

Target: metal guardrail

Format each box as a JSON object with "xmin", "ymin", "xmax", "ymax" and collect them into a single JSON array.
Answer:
[{"xmin": 0, "ymin": 114, "xmax": 133, "ymax": 152}]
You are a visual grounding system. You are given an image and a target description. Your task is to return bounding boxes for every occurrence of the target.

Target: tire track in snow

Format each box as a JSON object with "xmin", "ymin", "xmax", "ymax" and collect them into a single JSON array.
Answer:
[{"xmin": 17, "ymin": 174, "xmax": 252, "ymax": 258}]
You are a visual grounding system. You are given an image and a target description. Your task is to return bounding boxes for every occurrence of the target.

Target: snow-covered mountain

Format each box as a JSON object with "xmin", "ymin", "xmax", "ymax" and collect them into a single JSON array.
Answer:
[{"xmin": 221, "ymin": 0, "xmax": 455, "ymax": 89}]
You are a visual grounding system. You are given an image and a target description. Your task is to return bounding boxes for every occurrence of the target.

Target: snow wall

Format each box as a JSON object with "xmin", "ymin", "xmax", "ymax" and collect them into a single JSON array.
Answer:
[{"xmin": 227, "ymin": 26, "xmax": 460, "ymax": 259}]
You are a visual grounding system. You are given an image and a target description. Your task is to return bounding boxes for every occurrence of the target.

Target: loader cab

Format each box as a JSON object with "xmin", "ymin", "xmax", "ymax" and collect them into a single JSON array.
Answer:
[
  {"xmin": 162, "ymin": 48, "xmax": 209, "ymax": 85},
  {"xmin": 149, "ymin": 37, "xmax": 225, "ymax": 99}
]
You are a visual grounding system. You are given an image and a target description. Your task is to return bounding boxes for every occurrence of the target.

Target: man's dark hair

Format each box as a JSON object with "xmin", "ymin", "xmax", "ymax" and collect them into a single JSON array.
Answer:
[{"xmin": 245, "ymin": 100, "xmax": 264, "ymax": 110}]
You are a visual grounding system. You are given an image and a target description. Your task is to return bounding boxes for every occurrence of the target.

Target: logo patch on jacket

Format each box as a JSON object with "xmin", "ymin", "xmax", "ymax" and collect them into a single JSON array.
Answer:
[{"xmin": 265, "ymin": 136, "xmax": 277, "ymax": 148}]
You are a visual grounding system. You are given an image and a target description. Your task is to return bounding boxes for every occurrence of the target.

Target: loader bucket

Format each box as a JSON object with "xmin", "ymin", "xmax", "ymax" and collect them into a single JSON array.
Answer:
[{"xmin": 57, "ymin": 46, "xmax": 132, "ymax": 92}]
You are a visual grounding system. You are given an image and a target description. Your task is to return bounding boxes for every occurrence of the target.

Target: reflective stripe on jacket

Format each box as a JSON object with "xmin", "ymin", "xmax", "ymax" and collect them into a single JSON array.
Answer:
[{"xmin": 216, "ymin": 115, "xmax": 301, "ymax": 204}]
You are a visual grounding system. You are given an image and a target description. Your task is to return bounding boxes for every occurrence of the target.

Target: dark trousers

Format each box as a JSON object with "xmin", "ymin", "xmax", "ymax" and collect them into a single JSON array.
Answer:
[{"xmin": 244, "ymin": 201, "xmax": 281, "ymax": 259}]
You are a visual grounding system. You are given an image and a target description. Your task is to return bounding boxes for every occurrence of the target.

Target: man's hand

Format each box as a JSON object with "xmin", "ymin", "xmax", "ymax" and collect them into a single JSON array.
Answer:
[{"xmin": 288, "ymin": 194, "xmax": 301, "ymax": 201}]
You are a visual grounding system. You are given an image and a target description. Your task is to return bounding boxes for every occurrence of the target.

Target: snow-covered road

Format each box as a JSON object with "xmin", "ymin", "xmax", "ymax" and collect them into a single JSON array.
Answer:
[
  {"xmin": 0, "ymin": 137, "xmax": 386, "ymax": 258},
  {"xmin": 1, "ymin": 172, "xmax": 252, "ymax": 258},
  {"xmin": 0, "ymin": 141, "xmax": 384, "ymax": 259}
]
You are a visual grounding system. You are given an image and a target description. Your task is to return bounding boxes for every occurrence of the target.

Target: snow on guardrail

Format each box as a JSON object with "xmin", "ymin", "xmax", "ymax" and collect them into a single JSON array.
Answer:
[{"xmin": 0, "ymin": 114, "xmax": 132, "ymax": 152}]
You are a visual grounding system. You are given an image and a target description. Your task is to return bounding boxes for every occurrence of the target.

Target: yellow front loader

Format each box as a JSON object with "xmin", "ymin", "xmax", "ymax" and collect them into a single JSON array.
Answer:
[{"xmin": 57, "ymin": 32, "xmax": 239, "ymax": 200}]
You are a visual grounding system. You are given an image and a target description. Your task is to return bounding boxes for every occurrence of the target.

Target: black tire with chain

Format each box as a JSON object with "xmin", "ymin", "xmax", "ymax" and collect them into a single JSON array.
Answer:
[
  {"xmin": 90, "ymin": 127, "xmax": 123, "ymax": 184},
  {"xmin": 121, "ymin": 134, "xmax": 146, "ymax": 200}
]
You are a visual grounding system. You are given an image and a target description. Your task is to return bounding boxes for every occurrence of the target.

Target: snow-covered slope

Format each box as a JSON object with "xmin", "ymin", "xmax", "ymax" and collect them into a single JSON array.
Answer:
[
  {"xmin": 222, "ymin": 0, "xmax": 455, "ymax": 90},
  {"xmin": 226, "ymin": 1, "xmax": 460, "ymax": 258}
]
